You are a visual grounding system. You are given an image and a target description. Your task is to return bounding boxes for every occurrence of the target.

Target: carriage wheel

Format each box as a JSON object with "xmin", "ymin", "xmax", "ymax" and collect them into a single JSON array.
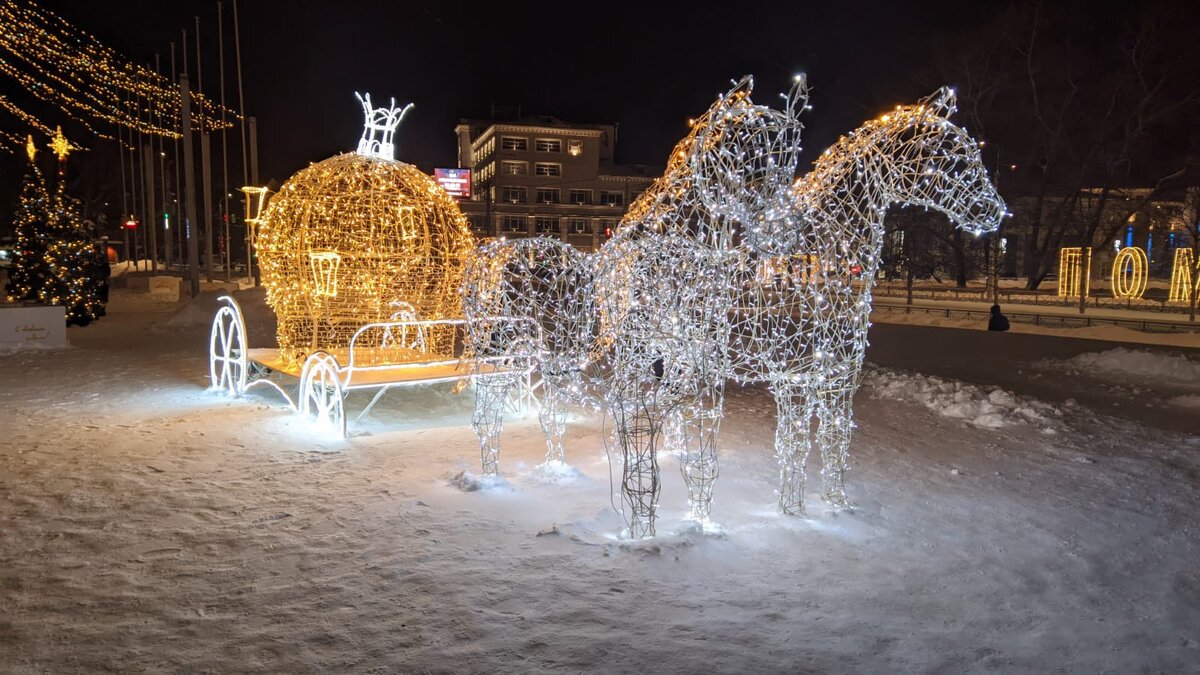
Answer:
[
  {"xmin": 299, "ymin": 351, "xmax": 346, "ymax": 437},
  {"xmin": 209, "ymin": 296, "xmax": 248, "ymax": 395}
]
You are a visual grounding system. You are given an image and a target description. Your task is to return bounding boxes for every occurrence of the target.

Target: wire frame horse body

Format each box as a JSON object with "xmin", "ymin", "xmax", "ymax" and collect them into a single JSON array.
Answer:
[
  {"xmin": 591, "ymin": 231, "xmax": 733, "ymax": 538},
  {"xmin": 743, "ymin": 87, "xmax": 1007, "ymax": 514},
  {"xmin": 461, "ymin": 237, "xmax": 597, "ymax": 467}
]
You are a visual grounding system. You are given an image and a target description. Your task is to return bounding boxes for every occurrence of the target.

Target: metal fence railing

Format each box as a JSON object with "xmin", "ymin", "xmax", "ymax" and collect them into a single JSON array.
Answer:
[
  {"xmin": 873, "ymin": 285, "xmax": 1196, "ymax": 314},
  {"xmin": 872, "ymin": 302, "xmax": 1199, "ymax": 334}
]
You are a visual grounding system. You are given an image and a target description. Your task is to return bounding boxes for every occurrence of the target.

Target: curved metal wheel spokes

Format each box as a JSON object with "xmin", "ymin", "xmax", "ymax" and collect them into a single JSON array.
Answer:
[
  {"xmin": 209, "ymin": 296, "xmax": 248, "ymax": 395},
  {"xmin": 299, "ymin": 351, "xmax": 346, "ymax": 437}
]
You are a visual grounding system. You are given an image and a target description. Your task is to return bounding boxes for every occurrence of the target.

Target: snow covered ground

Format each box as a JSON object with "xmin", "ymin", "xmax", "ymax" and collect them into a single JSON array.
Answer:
[{"xmin": 2, "ymin": 289, "xmax": 1199, "ymax": 672}]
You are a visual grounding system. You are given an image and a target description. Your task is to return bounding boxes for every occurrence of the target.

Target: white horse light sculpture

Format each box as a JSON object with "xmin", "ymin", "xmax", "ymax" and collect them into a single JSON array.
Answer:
[
  {"xmin": 591, "ymin": 231, "xmax": 733, "ymax": 538},
  {"xmin": 731, "ymin": 87, "xmax": 1007, "ymax": 514},
  {"xmin": 462, "ymin": 237, "xmax": 597, "ymax": 469}
]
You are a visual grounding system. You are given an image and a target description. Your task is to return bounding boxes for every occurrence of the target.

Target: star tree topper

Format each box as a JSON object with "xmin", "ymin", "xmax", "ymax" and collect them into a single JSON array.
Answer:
[{"xmin": 48, "ymin": 125, "xmax": 71, "ymax": 161}]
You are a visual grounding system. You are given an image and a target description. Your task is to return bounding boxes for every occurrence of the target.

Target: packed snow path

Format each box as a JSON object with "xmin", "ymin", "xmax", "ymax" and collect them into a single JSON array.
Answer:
[{"xmin": 2, "ymin": 290, "xmax": 1198, "ymax": 672}]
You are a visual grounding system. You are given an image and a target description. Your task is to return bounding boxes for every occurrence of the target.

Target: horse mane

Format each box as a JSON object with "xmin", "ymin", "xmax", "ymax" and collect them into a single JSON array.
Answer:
[{"xmin": 795, "ymin": 93, "xmax": 954, "ymax": 205}]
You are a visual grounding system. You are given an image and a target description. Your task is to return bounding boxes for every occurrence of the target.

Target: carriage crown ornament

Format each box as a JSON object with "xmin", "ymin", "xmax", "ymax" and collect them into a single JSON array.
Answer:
[{"xmin": 355, "ymin": 92, "xmax": 413, "ymax": 161}]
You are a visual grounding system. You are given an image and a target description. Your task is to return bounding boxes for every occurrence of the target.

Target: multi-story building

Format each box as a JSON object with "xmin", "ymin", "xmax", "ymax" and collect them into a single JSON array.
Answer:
[{"xmin": 453, "ymin": 116, "xmax": 656, "ymax": 251}]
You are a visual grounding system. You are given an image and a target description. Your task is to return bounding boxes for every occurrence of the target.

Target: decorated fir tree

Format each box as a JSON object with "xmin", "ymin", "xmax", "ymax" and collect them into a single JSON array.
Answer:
[
  {"xmin": 4, "ymin": 136, "xmax": 52, "ymax": 303},
  {"xmin": 41, "ymin": 127, "xmax": 107, "ymax": 327}
]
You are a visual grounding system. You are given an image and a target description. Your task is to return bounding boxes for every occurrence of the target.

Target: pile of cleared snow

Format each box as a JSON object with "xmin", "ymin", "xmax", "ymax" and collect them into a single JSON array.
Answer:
[
  {"xmin": 865, "ymin": 367, "xmax": 1062, "ymax": 429},
  {"xmin": 1046, "ymin": 347, "xmax": 1200, "ymax": 386},
  {"xmin": 1169, "ymin": 394, "xmax": 1200, "ymax": 410}
]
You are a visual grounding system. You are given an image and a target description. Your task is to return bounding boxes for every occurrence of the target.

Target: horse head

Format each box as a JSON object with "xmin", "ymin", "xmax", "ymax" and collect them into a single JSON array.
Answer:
[
  {"xmin": 871, "ymin": 87, "xmax": 1007, "ymax": 236},
  {"xmin": 689, "ymin": 74, "xmax": 810, "ymax": 255}
]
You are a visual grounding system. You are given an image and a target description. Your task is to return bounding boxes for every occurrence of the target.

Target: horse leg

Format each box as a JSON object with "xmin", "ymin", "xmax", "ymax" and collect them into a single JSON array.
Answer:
[
  {"xmin": 817, "ymin": 379, "xmax": 857, "ymax": 510},
  {"xmin": 773, "ymin": 383, "xmax": 816, "ymax": 516},
  {"xmin": 538, "ymin": 378, "xmax": 568, "ymax": 465},
  {"xmin": 472, "ymin": 375, "xmax": 517, "ymax": 477},
  {"xmin": 679, "ymin": 385, "xmax": 723, "ymax": 522},
  {"xmin": 613, "ymin": 392, "xmax": 662, "ymax": 539}
]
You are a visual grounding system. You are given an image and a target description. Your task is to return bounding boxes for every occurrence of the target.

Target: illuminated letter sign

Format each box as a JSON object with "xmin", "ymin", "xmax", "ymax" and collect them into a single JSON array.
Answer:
[
  {"xmin": 1057, "ymin": 247, "xmax": 1090, "ymax": 298},
  {"xmin": 1110, "ymin": 246, "xmax": 1147, "ymax": 299},
  {"xmin": 1169, "ymin": 248, "xmax": 1197, "ymax": 302}
]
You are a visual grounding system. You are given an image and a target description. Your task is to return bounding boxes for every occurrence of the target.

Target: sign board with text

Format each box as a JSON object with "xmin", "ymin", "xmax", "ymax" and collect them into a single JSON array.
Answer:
[
  {"xmin": 0, "ymin": 304, "xmax": 66, "ymax": 347},
  {"xmin": 434, "ymin": 168, "xmax": 471, "ymax": 199}
]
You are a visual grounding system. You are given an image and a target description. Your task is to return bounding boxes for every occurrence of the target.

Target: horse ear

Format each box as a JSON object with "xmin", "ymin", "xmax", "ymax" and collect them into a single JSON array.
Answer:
[{"xmin": 922, "ymin": 87, "xmax": 957, "ymax": 118}]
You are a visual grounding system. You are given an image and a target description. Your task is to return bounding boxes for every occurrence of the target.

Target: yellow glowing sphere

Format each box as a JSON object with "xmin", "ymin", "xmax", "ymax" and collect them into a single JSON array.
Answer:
[{"xmin": 256, "ymin": 151, "xmax": 474, "ymax": 365}]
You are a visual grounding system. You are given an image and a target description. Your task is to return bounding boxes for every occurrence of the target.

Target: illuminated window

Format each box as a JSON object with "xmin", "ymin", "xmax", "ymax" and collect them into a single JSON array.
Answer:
[
  {"xmin": 501, "ymin": 136, "xmax": 527, "ymax": 151},
  {"xmin": 568, "ymin": 139, "xmax": 583, "ymax": 156},
  {"xmin": 535, "ymin": 217, "xmax": 560, "ymax": 233},
  {"xmin": 569, "ymin": 189, "xmax": 591, "ymax": 205},
  {"xmin": 501, "ymin": 186, "xmax": 526, "ymax": 203},
  {"xmin": 535, "ymin": 138, "xmax": 562, "ymax": 153},
  {"xmin": 535, "ymin": 162, "xmax": 562, "ymax": 177},
  {"xmin": 568, "ymin": 218, "xmax": 591, "ymax": 234},
  {"xmin": 536, "ymin": 188, "xmax": 560, "ymax": 204},
  {"xmin": 600, "ymin": 190, "xmax": 624, "ymax": 207},
  {"xmin": 502, "ymin": 216, "xmax": 526, "ymax": 232},
  {"xmin": 501, "ymin": 160, "xmax": 528, "ymax": 176}
]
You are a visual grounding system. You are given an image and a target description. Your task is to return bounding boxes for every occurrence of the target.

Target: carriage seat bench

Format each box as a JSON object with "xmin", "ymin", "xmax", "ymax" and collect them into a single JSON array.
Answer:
[{"xmin": 209, "ymin": 295, "xmax": 538, "ymax": 437}]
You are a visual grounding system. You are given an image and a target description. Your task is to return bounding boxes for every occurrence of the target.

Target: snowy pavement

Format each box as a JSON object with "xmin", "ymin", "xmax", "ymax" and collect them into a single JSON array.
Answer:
[{"xmin": 2, "ymin": 290, "xmax": 1199, "ymax": 672}]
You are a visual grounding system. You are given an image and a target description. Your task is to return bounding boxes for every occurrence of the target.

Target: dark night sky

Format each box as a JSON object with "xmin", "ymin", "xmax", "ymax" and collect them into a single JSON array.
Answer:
[{"xmin": 27, "ymin": 0, "xmax": 1001, "ymax": 186}]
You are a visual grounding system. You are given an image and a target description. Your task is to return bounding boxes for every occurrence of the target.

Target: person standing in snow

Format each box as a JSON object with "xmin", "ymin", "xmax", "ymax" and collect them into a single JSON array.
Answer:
[{"xmin": 988, "ymin": 303, "xmax": 1010, "ymax": 332}]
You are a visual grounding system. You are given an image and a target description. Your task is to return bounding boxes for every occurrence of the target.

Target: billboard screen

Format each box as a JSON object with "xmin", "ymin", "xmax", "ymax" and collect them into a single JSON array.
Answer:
[{"xmin": 435, "ymin": 168, "xmax": 471, "ymax": 199}]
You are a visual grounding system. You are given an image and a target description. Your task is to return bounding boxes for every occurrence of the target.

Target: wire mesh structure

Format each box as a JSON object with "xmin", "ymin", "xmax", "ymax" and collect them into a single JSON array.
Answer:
[
  {"xmin": 256, "ymin": 95, "xmax": 474, "ymax": 368},
  {"xmin": 458, "ymin": 77, "xmax": 1006, "ymax": 535},
  {"xmin": 461, "ymin": 237, "xmax": 597, "ymax": 466},
  {"xmin": 751, "ymin": 87, "xmax": 1007, "ymax": 513},
  {"xmin": 592, "ymin": 231, "xmax": 733, "ymax": 537}
]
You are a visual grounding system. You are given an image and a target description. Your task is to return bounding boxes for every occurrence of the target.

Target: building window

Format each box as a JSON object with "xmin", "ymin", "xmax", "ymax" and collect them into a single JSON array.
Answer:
[
  {"xmin": 501, "ymin": 186, "xmax": 527, "ymax": 203},
  {"xmin": 535, "ymin": 162, "xmax": 562, "ymax": 177},
  {"xmin": 600, "ymin": 219, "xmax": 618, "ymax": 238},
  {"xmin": 501, "ymin": 160, "xmax": 528, "ymax": 176},
  {"xmin": 600, "ymin": 191, "xmax": 624, "ymax": 207},
  {"xmin": 568, "ymin": 218, "xmax": 591, "ymax": 234},
  {"xmin": 502, "ymin": 216, "xmax": 526, "ymax": 232},
  {"xmin": 535, "ymin": 217, "xmax": 560, "ymax": 234},
  {"xmin": 568, "ymin": 139, "xmax": 583, "ymax": 157},
  {"xmin": 536, "ymin": 188, "xmax": 560, "ymax": 204},
  {"xmin": 501, "ymin": 136, "xmax": 527, "ymax": 151},
  {"xmin": 535, "ymin": 138, "xmax": 562, "ymax": 153},
  {"xmin": 569, "ymin": 189, "xmax": 591, "ymax": 205}
]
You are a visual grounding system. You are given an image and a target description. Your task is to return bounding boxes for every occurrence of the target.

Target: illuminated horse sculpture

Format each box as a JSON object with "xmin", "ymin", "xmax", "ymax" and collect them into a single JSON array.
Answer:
[
  {"xmin": 461, "ymin": 238, "xmax": 597, "ymax": 471},
  {"xmin": 728, "ymin": 87, "xmax": 1007, "ymax": 514},
  {"xmin": 586, "ymin": 75, "xmax": 807, "ymax": 536},
  {"xmin": 642, "ymin": 78, "xmax": 1004, "ymax": 516}
]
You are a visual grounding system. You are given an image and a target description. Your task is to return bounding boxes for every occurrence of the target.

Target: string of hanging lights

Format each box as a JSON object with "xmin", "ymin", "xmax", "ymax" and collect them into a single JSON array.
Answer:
[{"xmin": 0, "ymin": 0, "xmax": 238, "ymax": 152}]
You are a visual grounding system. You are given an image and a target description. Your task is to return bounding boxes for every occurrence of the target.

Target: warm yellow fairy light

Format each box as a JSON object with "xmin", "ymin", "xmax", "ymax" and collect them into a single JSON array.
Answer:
[
  {"xmin": 25, "ymin": 133, "xmax": 36, "ymax": 162},
  {"xmin": 0, "ymin": 0, "xmax": 236, "ymax": 151},
  {"xmin": 1168, "ymin": 248, "xmax": 1197, "ymax": 303},
  {"xmin": 256, "ymin": 151, "xmax": 474, "ymax": 366},
  {"xmin": 1110, "ymin": 246, "xmax": 1147, "ymax": 299},
  {"xmin": 1057, "ymin": 247, "xmax": 1091, "ymax": 298},
  {"xmin": 48, "ymin": 125, "xmax": 71, "ymax": 161},
  {"xmin": 308, "ymin": 251, "xmax": 341, "ymax": 298}
]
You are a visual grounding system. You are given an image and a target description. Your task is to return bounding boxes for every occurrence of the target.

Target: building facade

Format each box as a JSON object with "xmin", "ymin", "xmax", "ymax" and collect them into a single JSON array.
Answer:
[{"xmin": 453, "ymin": 116, "xmax": 656, "ymax": 251}]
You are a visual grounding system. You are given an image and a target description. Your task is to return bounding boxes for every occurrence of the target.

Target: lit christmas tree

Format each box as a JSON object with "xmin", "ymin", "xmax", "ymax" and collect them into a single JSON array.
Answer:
[
  {"xmin": 4, "ymin": 135, "xmax": 52, "ymax": 303},
  {"xmin": 41, "ymin": 127, "xmax": 106, "ymax": 326}
]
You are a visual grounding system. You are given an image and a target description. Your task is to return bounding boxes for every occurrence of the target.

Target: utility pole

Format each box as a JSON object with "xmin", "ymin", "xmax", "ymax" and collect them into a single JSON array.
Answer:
[
  {"xmin": 232, "ymin": 0, "xmax": 252, "ymax": 285},
  {"xmin": 181, "ymin": 74, "xmax": 200, "ymax": 298},
  {"xmin": 218, "ymin": 0, "xmax": 232, "ymax": 282},
  {"xmin": 142, "ymin": 143, "xmax": 156, "ymax": 274},
  {"xmin": 196, "ymin": 15, "xmax": 214, "ymax": 282},
  {"xmin": 157, "ymin": 52, "xmax": 172, "ymax": 270}
]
